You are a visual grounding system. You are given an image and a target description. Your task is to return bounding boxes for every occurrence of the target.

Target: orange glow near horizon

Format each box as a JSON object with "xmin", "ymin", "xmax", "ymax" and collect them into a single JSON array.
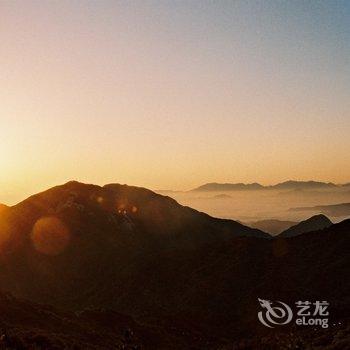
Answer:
[{"xmin": 0, "ymin": 2, "xmax": 349, "ymax": 205}]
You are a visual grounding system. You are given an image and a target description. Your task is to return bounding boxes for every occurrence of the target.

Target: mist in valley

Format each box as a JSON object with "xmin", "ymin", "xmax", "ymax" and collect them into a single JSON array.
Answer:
[{"xmin": 159, "ymin": 187, "xmax": 350, "ymax": 228}]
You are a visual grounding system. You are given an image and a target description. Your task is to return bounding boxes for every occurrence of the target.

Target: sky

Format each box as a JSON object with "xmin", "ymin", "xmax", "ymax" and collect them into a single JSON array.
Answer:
[{"xmin": 1, "ymin": 1, "xmax": 349, "ymax": 204}]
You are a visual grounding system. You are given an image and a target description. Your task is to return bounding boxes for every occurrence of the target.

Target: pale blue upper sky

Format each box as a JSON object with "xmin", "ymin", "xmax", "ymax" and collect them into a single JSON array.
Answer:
[{"xmin": 0, "ymin": 1, "xmax": 349, "ymax": 203}]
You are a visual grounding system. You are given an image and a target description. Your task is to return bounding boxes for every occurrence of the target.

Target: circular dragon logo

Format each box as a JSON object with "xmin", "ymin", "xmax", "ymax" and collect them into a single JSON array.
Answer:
[{"xmin": 258, "ymin": 298, "xmax": 293, "ymax": 328}]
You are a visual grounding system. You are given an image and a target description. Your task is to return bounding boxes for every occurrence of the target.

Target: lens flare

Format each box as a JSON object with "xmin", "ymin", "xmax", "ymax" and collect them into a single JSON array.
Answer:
[{"xmin": 31, "ymin": 216, "xmax": 70, "ymax": 256}]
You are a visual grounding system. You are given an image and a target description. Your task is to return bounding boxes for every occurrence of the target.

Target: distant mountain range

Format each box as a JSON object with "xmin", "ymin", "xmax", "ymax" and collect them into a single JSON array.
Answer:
[
  {"xmin": 0, "ymin": 181, "xmax": 349, "ymax": 347},
  {"xmin": 192, "ymin": 180, "xmax": 345, "ymax": 191}
]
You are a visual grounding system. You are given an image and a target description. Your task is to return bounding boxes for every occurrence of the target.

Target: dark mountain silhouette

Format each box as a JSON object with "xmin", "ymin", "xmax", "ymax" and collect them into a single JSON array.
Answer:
[
  {"xmin": 0, "ymin": 182, "xmax": 349, "ymax": 346},
  {"xmin": 191, "ymin": 180, "xmax": 339, "ymax": 191},
  {"xmin": 290, "ymin": 202, "xmax": 350, "ymax": 217},
  {"xmin": 0, "ymin": 181, "xmax": 268, "ymax": 254},
  {"xmin": 248, "ymin": 219, "xmax": 297, "ymax": 235},
  {"xmin": 279, "ymin": 214, "xmax": 333, "ymax": 237}
]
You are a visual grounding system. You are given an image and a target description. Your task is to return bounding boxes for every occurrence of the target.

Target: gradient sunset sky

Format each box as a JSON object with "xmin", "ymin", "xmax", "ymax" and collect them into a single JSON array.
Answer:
[{"xmin": 1, "ymin": 1, "xmax": 349, "ymax": 204}]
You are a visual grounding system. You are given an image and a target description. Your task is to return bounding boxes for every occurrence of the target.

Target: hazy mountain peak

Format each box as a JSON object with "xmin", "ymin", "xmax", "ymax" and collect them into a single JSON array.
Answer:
[
  {"xmin": 279, "ymin": 214, "xmax": 333, "ymax": 237},
  {"xmin": 192, "ymin": 182, "xmax": 264, "ymax": 191},
  {"xmin": 272, "ymin": 180, "xmax": 337, "ymax": 189}
]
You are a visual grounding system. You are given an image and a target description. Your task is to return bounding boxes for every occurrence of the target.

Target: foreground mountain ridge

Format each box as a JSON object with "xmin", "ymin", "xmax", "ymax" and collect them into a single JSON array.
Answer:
[
  {"xmin": 0, "ymin": 290, "xmax": 348, "ymax": 350},
  {"xmin": 0, "ymin": 181, "xmax": 349, "ymax": 348}
]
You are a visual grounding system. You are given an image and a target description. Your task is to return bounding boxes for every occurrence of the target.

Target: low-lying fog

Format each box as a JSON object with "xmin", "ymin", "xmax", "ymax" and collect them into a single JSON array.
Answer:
[{"xmin": 158, "ymin": 188, "xmax": 350, "ymax": 224}]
